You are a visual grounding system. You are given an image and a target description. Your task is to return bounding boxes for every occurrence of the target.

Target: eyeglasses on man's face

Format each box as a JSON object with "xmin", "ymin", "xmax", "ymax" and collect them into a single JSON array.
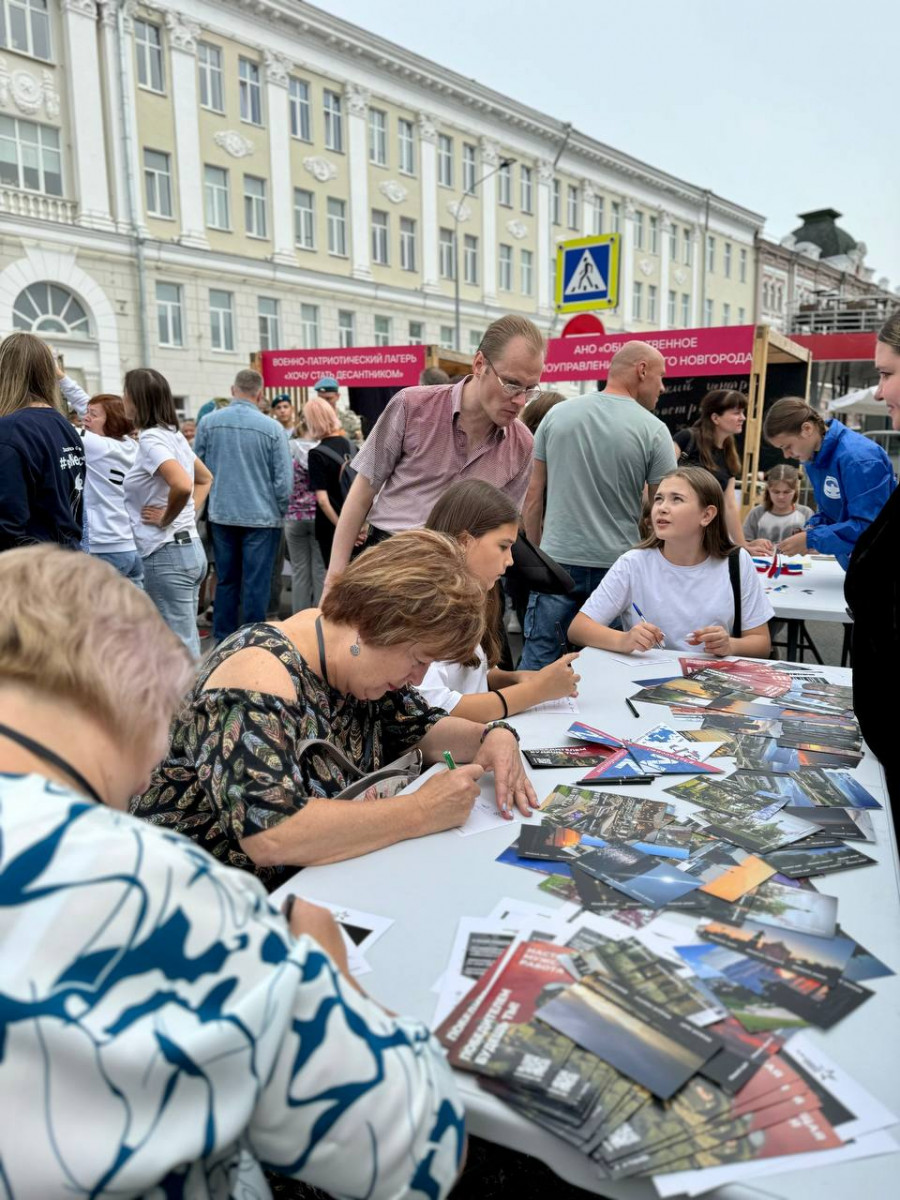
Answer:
[{"xmin": 481, "ymin": 351, "xmax": 542, "ymax": 403}]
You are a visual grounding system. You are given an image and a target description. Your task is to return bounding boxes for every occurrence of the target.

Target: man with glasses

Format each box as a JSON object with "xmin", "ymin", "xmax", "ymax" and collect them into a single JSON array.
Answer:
[{"xmin": 322, "ymin": 315, "xmax": 541, "ymax": 589}]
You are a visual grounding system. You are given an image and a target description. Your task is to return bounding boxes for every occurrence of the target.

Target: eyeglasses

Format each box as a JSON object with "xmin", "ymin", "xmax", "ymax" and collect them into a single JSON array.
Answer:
[{"xmin": 481, "ymin": 351, "xmax": 542, "ymax": 403}]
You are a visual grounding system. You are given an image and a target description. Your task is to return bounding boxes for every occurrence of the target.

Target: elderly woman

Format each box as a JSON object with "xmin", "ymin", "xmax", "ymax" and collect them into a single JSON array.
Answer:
[
  {"xmin": 0, "ymin": 546, "xmax": 465, "ymax": 1197},
  {"xmin": 132, "ymin": 529, "xmax": 537, "ymax": 890}
]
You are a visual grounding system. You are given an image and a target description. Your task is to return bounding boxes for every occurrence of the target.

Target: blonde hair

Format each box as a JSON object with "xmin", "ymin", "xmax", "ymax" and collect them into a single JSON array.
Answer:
[
  {"xmin": 0, "ymin": 547, "xmax": 194, "ymax": 754},
  {"xmin": 303, "ymin": 396, "xmax": 341, "ymax": 439},
  {"xmin": 763, "ymin": 464, "xmax": 800, "ymax": 512},
  {"xmin": 0, "ymin": 332, "xmax": 63, "ymax": 417},
  {"xmin": 322, "ymin": 529, "xmax": 486, "ymax": 663},
  {"xmin": 478, "ymin": 314, "xmax": 545, "ymax": 361}
]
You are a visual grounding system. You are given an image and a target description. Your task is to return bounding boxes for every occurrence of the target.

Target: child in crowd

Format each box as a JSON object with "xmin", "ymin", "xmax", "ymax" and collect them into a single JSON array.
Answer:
[
  {"xmin": 419, "ymin": 480, "xmax": 580, "ymax": 719},
  {"xmin": 742, "ymin": 464, "xmax": 813, "ymax": 549},
  {"xmin": 568, "ymin": 467, "xmax": 773, "ymax": 657}
]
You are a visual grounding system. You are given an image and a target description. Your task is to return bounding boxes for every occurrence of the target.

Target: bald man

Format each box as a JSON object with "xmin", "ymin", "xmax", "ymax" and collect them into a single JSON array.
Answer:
[{"xmin": 519, "ymin": 341, "xmax": 677, "ymax": 668}]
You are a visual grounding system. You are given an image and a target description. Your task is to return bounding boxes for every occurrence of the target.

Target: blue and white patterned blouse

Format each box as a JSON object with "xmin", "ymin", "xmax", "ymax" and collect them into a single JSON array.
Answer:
[{"xmin": 0, "ymin": 773, "xmax": 465, "ymax": 1198}]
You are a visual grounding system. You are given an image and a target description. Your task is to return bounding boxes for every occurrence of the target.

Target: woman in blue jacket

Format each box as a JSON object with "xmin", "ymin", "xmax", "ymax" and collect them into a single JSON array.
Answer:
[{"xmin": 763, "ymin": 396, "xmax": 895, "ymax": 569}]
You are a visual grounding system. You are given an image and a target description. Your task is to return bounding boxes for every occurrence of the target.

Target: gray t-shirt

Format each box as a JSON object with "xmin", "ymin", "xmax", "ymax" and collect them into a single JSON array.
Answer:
[
  {"xmin": 743, "ymin": 504, "xmax": 814, "ymax": 543},
  {"xmin": 534, "ymin": 391, "xmax": 677, "ymax": 568}
]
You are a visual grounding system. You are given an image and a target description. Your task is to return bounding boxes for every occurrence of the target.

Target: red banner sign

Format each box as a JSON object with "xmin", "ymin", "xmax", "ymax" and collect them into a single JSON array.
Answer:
[
  {"xmin": 261, "ymin": 345, "xmax": 426, "ymax": 388},
  {"xmin": 788, "ymin": 332, "xmax": 876, "ymax": 362},
  {"xmin": 544, "ymin": 325, "xmax": 756, "ymax": 381}
]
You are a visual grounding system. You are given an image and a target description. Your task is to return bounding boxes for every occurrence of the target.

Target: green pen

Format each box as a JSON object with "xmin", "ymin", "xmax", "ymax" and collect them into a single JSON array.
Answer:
[{"xmin": 442, "ymin": 750, "xmax": 457, "ymax": 770}]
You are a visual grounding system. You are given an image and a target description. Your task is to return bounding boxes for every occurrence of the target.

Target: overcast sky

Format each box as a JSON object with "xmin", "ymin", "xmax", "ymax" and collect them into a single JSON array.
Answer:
[{"xmin": 312, "ymin": 0, "xmax": 899, "ymax": 290}]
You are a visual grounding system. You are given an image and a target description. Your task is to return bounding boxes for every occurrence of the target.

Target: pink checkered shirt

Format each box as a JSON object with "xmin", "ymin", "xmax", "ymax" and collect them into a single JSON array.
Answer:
[{"xmin": 353, "ymin": 376, "xmax": 534, "ymax": 532}]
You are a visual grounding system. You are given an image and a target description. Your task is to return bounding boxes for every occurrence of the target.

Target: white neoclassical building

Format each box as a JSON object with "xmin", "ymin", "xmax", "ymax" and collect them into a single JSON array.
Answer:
[{"xmin": 1, "ymin": 0, "xmax": 762, "ymax": 408}]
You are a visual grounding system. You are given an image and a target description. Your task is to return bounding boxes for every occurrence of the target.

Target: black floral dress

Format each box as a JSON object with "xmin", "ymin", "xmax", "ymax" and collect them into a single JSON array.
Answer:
[{"xmin": 130, "ymin": 623, "xmax": 444, "ymax": 891}]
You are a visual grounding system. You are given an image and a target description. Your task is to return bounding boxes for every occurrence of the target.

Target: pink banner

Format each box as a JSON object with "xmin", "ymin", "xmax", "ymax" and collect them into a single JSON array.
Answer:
[
  {"xmin": 544, "ymin": 325, "xmax": 755, "ymax": 382},
  {"xmin": 261, "ymin": 345, "xmax": 426, "ymax": 388}
]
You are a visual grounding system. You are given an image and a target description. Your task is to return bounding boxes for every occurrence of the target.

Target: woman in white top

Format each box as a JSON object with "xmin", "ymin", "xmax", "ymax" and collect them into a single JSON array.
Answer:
[
  {"xmin": 57, "ymin": 371, "xmax": 143, "ymax": 585},
  {"xmin": 569, "ymin": 466, "xmax": 773, "ymax": 658},
  {"xmin": 122, "ymin": 368, "xmax": 213, "ymax": 657},
  {"xmin": 419, "ymin": 480, "xmax": 580, "ymax": 719}
]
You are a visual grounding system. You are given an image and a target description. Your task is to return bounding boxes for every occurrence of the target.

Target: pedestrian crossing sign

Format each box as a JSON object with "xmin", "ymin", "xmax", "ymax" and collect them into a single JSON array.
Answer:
[{"xmin": 555, "ymin": 234, "xmax": 620, "ymax": 313}]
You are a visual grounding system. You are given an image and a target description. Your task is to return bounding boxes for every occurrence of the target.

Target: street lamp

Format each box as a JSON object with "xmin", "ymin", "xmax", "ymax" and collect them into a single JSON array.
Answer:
[{"xmin": 453, "ymin": 156, "xmax": 517, "ymax": 352}]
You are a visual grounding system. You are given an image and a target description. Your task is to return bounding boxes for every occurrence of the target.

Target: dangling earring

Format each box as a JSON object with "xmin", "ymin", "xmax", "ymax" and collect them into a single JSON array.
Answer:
[{"xmin": 350, "ymin": 637, "xmax": 361, "ymax": 657}]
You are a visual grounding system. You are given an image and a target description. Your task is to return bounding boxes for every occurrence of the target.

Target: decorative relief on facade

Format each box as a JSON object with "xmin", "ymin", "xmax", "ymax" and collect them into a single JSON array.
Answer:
[
  {"xmin": 263, "ymin": 50, "xmax": 291, "ymax": 88},
  {"xmin": 343, "ymin": 83, "xmax": 370, "ymax": 115},
  {"xmin": 536, "ymin": 158, "xmax": 554, "ymax": 183},
  {"xmin": 378, "ymin": 180, "xmax": 408, "ymax": 203},
  {"xmin": 61, "ymin": 0, "xmax": 98, "ymax": 17},
  {"xmin": 479, "ymin": 137, "xmax": 500, "ymax": 167},
  {"xmin": 673, "ymin": 268, "xmax": 687, "ymax": 285},
  {"xmin": 164, "ymin": 13, "xmax": 200, "ymax": 54},
  {"xmin": 447, "ymin": 199, "xmax": 471, "ymax": 223},
  {"xmin": 213, "ymin": 130, "xmax": 255, "ymax": 157},
  {"xmin": 506, "ymin": 219, "xmax": 528, "ymax": 240},
  {"xmin": 639, "ymin": 258, "xmax": 653, "ymax": 276},
  {"xmin": 0, "ymin": 58, "xmax": 60, "ymax": 121},
  {"xmin": 303, "ymin": 155, "xmax": 338, "ymax": 182},
  {"xmin": 417, "ymin": 112, "xmax": 437, "ymax": 143}
]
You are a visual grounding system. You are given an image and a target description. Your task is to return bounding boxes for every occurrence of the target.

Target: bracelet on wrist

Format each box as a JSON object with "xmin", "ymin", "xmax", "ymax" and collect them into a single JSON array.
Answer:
[
  {"xmin": 480, "ymin": 720, "xmax": 520, "ymax": 744},
  {"xmin": 490, "ymin": 687, "xmax": 509, "ymax": 719}
]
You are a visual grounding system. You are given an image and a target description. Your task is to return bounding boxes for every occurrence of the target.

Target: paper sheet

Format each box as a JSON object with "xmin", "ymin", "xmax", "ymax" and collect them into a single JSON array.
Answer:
[
  {"xmin": 524, "ymin": 694, "xmax": 580, "ymax": 715},
  {"xmin": 455, "ymin": 792, "xmax": 520, "ymax": 836},
  {"xmin": 604, "ymin": 649, "xmax": 688, "ymax": 668}
]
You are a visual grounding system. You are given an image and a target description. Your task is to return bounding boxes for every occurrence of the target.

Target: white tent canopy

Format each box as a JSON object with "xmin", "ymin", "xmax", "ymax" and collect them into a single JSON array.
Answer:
[{"xmin": 827, "ymin": 386, "xmax": 885, "ymax": 417}]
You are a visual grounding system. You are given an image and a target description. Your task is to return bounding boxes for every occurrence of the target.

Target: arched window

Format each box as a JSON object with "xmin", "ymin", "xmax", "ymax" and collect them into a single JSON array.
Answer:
[{"xmin": 12, "ymin": 283, "xmax": 91, "ymax": 337}]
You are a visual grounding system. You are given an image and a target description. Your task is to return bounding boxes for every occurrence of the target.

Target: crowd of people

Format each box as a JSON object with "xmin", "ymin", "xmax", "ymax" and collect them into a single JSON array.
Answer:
[{"xmin": 1, "ymin": 307, "xmax": 900, "ymax": 1196}]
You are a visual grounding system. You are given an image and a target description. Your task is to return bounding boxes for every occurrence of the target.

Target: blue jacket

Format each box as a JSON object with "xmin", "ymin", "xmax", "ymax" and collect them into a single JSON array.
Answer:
[
  {"xmin": 803, "ymin": 420, "xmax": 895, "ymax": 569},
  {"xmin": 194, "ymin": 398, "xmax": 292, "ymax": 527}
]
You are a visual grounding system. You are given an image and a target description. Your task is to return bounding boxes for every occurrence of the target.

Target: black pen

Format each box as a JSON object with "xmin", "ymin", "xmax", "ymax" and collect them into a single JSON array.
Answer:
[
  {"xmin": 577, "ymin": 777, "xmax": 657, "ymax": 787},
  {"xmin": 626, "ymin": 698, "xmax": 639, "ymax": 718},
  {"xmin": 281, "ymin": 892, "xmax": 298, "ymax": 922},
  {"xmin": 555, "ymin": 621, "xmax": 568, "ymax": 658}
]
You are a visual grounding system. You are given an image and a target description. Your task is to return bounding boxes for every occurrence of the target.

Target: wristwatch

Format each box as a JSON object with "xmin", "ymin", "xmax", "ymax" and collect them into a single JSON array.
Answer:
[{"xmin": 480, "ymin": 720, "xmax": 520, "ymax": 744}]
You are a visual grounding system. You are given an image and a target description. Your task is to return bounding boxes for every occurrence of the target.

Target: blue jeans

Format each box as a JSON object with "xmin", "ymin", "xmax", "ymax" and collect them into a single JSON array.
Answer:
[
  {"xmin": 519, "ymin": 564, "xmax": 611, "ymax": 669},
  {"xmin": 93, "ymin": 549, "xmax": 144, "ymax": 589},
  {"xmin": 211, "ymin": 523, "xmax": 283, "ymax": 640},
  {"xmin": 142, "ymin": 536, "xmax": 207, "ymax": 658}
]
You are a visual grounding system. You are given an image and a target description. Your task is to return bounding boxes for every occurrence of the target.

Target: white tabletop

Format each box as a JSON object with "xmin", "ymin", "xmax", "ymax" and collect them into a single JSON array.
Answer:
[
  {"xmin": 285, "ymin": 649, "xmax": 899, "ymax": 1198},
  {"xmin": 765, "ymin": 557, "xmax": 850, "ymax": 624}
]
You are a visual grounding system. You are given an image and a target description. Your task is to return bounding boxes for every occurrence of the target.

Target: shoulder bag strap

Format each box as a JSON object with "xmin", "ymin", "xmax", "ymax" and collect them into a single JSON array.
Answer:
[{"xmin": 728, "ymin": 551, "xmax": 742, "ymax": 639}]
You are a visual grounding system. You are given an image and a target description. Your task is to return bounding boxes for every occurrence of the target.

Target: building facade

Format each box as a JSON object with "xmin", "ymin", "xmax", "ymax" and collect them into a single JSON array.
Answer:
[{"xmin": 1, "ymin": 0, "xmax": 761, "ymax": 409}]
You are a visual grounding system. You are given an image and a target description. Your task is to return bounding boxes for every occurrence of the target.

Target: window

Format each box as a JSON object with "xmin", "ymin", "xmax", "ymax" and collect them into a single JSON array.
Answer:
[
  {"xmin": 683, "ymin": 227, "xmax": 693, "ymax": 266},
  {"xmin": 408, "ymin": 320, "xmax": 423, "ymax": 345},
  {"xmin": 239, "ymin": 58, "xmax": 262, "ymax": 126},
  {"xmin": 590, "ymin": 194, "xmax": 603, "ymax": 235},
  {"xmin": 258, "ymin": 297, "xmax": 280, "ymax": 350},
  {"xmin": 204, "ymin": 165, "xmax": 229, "ymax": 230},
  {"xmin": 551, "ymin": 179, "xmax": 560, "ymax": 225},
  {"xmin": 197, "ymin": 43, "xmax": 224, "ymax": 111},
  {"xmin": 498, "ymin": 244, "xmax": 512, "ymax": 292},
  {"xmin": 681, "ymin": 293, "xmax": 690, "ymax": 326},
  {"xmin": 289, "ymin": 78, "xmax": 311, "ymax": 141},
  {"xmin": 323, "ymin": 90, "xmax": 343, "ymax": 151},
  {"xmin": 13, "ymin": 282, "xmax": 89, "ymax": 337},
  {"xmin": 155, "ymin": 282, "xmax": 183, "ymax": 347},
  {"xmin": 498, "ymin": 160, "xmax": 511, "ymax": 206},
  {"xmin": 722, "ymin": 302, "xmax": 731, "ymax": 326},
  {"xmin": 0, "ymin": 115, "xmax": 61, "ymax": 195},
  {"xmin": 399, "ymin": 216, "xmax": 416, "ymax": 271},
  {"xmin": 374, "ymin": 315, "xmax": 391, "ymax": 346},
  {"xmin": 1, "ymin": 0, "xmax": 51, "ymax": 61},
  {"xmin": 667, "ymin": 289, "xmax": 676, "ymax": 326},
  {"xmin": 567, "ymin": 184, "xmax": 579, "ymax": 230},
  {"xmin": 738, "ymin": 306, "xmax": 746, "ymax": 324},
  {"xmin": 371, "ymin": 209, "xmax": 389, "ymax": 265},
  {"xmin": 135, "ymin": 19, "xmax": 163, "ymax": 92},
  {"xmin": 633, "ymin": 280, "xmax": 643, "ymax": 321},
  {"xmin": 439, "ymin": 227, "xmax": 455, "ymax": 280},
  {"xmin": 463, "ymin": 234, "xmax": 478, "ymax": 285},
  {"xmin": 649, "ymin": 214, "xmax": 659, "ymax": 255},
  {"xmin": 611, "ymin": 200, "xmax": 621, "ymax": 233},
  {"xmin": 739, "ymin": 247, "xmax": 748, "ymax": 284},
  {"xmin": 338, "ymin": 310, "xmax": 354, "ymax": 348},
  {"xmin": 210, "ymin": 289, "xmax": 234, "ymax": 351},
  {"xmin": 706, "ymin": 234, "xmax": 715, "ymax": 272},
  {"xmin": 520, "ymin": 248, "xmax": 533, "ymax": 296},
  {"xmin": 327, "ymin": 197, "xmax": 346, "ymax": 255},
  {"xmin": 633, "ymin": 210, "xmax": 644, "ymax": 250},
  {"xmin": 520, "ymin": 165, "xmax": 533, "ymax": 213},
  {"xmin": 704, "ymin": 297, "xmax": 714, "ymax": 326},
  {"xmin": 439, "ymin": 325, "xmax": 454, "ymax": 350},
  {"xmin": 398, "ymin": 118, "xmax": 415, "ymax": 174},
  {"xmin": 143, "ymin": 149, "xmax": 172, "ymax": 218},
  {"xmin": 462, "ymin": 143, "xmax": 477, "ymax": 195},
  {"xmin": 469, "ymin": 329, "xmax": 482, "ymax": 354},
  {"xmin": 647, "ymin": 284, "xmax": 657, "ymax": 324},
  {"xmin": 437, "ymin": 134, "xmax": 453, "ymax": 187},
  {"xmin": 294, "ymin": 188, "xmax": 315, "ymax": 249},
  {"xmin": 300, "ymin": 303, "xmax": 319, "ymax": 348},
  {"xmin": 668, "ymin": 224, "xmax": 677, "ymax": 261},
  {"xmin": 368, "ymin": 108, "xmax": 387, "ymax": 165},
  {"xmin": 724, "ymin": 241, "xmax": 732, "ymax": 278},
  {"xmin": 243, "ymin": 175, "xmax": 267, "ymax": 238}
]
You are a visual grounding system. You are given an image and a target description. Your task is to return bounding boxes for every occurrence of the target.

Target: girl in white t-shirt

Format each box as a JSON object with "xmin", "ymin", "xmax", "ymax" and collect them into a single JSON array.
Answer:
[
  {"xmin": 569, "ymin": 467, "xmax": 774, "ymax": 657},
  {"xmin": 419, "ymin": 480, "xmax": 580, "ymax": 718}
]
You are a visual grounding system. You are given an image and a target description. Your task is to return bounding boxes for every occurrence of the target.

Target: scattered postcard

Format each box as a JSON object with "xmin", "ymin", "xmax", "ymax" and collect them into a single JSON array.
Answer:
[
  {"xmin": 675, "ymin": 942, "xmax": 810, "ymax": 1034},
  {"xmin": 693, "ymin": 802, "xmax": 821, "ymax": 854},
  {"xmin": 749, "ymin": 879, "xmax": 839, "ymax": 938},
  {"xmin": 783, "ymin": 804, "xmax": 875, "ymax": 842},
  {"xmin": 840, "ymin": 933, "xmax": 896, "ymax": 983},
  {"xmin": 523, "ymin": 745, "xmax": 622, "ymax": 769},
  {"xmin": 576, "ymin": 844, "xmax": 703, "ymax": 909},
  {"xmin": 698, "ymin": 919, "xmax": 856, "ymax": 985},
  {"xmin": 637, "ymin": 723, "xmax": 724, "ymax": 761},
  {"xmin": 698, "ymin": 854, "xmax": 776, "ymax": 902},
  {"xmin": 495, "ymin": 840, "xmax": 573, "ymax": 878},
  {"xmin": 762, "ymin": 842, "xmax": 878, "ymax": 877},
  {"xmin": 517, "ymin": 822, "xmax": 586, "ymax": 861}
]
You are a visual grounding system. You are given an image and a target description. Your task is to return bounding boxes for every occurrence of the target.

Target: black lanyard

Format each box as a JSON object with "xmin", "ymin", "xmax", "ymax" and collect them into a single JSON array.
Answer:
[
  {"xmin": 0, "ymin": 722, "xmax": 105, "ymax": 806},
  {"xmin": 315, "ymin": 614, "xmax": 330, "ymax": 686}
]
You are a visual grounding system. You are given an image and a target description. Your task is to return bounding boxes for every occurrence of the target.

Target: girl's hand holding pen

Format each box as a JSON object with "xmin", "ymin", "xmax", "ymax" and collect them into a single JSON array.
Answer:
[{"xmin": 623, "ymin": 621, "xmax": 665, "ymax": 653}]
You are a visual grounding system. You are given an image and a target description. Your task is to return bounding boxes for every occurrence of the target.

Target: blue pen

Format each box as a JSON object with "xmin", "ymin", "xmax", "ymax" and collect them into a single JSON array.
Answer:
[{"xmin": 632, "ymin": 603, "xmax": 664, "ymax": 647}]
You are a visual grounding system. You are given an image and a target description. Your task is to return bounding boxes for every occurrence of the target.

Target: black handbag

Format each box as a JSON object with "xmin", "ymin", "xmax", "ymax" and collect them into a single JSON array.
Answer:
[{"xmin": 508, "ymin": 532, "xmax": 575, "ymax": 596}]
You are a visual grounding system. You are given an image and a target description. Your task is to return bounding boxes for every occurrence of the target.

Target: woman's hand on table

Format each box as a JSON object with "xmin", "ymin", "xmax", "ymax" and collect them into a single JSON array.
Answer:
[
  {"xmin": 686, "ymin": 624, "xmax": 732, "ymax": 656},
  {"xmin": 416, "ymin": 763, "xmax": 484, "ymax": 832},
  {"xmin": 778, "ymin": 532, "xmax": 807, "ymax": 556},
  {"xmin": 475, "ymin": 729, "xmax": 538, "ymax": 819}
]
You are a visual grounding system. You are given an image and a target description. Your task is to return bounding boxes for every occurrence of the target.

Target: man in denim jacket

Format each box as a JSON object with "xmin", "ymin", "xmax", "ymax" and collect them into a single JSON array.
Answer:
[{"xmin": 194, "ymin": 368, "xmax": 292, "ymax": 641}]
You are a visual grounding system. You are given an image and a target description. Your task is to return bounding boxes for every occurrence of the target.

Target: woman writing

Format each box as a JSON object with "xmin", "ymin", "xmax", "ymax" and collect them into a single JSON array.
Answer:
[
  {"xmin": 132, "ymin": 529, "xmax": 537, "ymax": 891},
  {"xmin": 569, "ymin": 466, "xmax": 773, "ymax": 657},
  {"xmin": 0, "ymin": 546, "xmax": 465, "ymax": 1198},
  {"xmin": 122, "ymin": 367, "xmax": 213, "ymax": 654},
  {"xmin": 763, "ymin": 396, "xmax": 895, "ymax": 569},
  {"xmin": 420, "ymin": 480, "xmax": 580, "ymax": 718}
]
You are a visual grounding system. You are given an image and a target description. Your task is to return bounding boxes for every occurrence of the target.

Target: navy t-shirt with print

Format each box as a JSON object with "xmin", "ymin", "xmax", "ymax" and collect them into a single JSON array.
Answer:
[{"xmin": 0, "ymin": 407, "xmax": 85, "ymax": 550}]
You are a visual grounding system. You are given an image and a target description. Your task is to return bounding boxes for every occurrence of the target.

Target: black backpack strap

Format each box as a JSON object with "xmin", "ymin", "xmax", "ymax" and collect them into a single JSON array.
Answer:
[
  {"xmin": 312, "ymin": 444, "xmax": 347, "ymax": 469},
  {"xmin": 728, "ymin": 551, "xmax": 742, "ymax": 639}
]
